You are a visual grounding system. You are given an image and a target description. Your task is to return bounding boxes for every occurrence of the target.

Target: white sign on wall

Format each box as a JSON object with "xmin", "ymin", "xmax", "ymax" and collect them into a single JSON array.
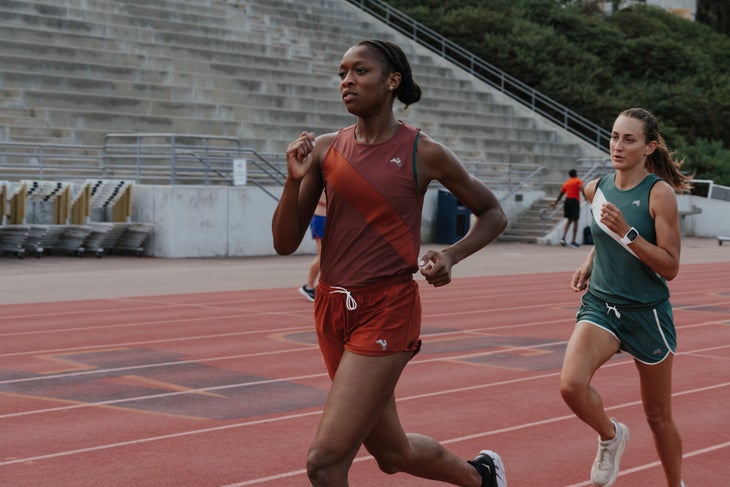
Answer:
[{"xmin": 233, "ymin": 158, "xmax": 247, "ymax": 186}]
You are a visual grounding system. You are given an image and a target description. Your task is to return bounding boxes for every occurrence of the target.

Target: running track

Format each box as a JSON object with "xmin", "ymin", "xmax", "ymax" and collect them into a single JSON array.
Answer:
[{"xmin": 1, "ymin": 262, "xmax": 729, "ymax": 486}]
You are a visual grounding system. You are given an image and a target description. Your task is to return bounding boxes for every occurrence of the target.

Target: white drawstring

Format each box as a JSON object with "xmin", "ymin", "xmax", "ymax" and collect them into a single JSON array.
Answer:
[
  {"xmin": 605, "ymin": 303, "xmax": 621, "ymax": 318},
  {"xmin": 329, "ymin": 286, "xmax": 357, "ymax": 310}
]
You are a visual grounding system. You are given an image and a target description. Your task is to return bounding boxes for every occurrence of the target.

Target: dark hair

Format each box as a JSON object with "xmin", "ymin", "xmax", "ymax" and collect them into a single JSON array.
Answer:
[
  {"xmin": 620, "ymin": 107, "xmax": 692, "ymax": 193},
  {"xmin": 356, "ymin": 39, "xmax": 422, "ymax": 109},
  {"xmin": 569, "ymin": 169, "xmax": 578, "ymax": 178}
]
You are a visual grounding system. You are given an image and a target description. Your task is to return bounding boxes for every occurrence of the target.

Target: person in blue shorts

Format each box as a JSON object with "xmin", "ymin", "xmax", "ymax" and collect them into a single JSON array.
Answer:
[
  {"xmin": 560, "ymin": 108, "xmax": 691, "ymax": 487},
  {"xmin": 299, "ymin": 193, "xmax": 326, "ymax": 301}
]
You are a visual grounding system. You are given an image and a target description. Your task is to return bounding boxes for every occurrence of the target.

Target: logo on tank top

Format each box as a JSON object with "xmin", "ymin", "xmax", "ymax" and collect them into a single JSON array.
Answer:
[
  {"xmin": 389, "ymin": 157, "xmax": 402, "ymax": 168},
  {"xmin": 375, "ymin": 338, "xmax": 388, "ymax": 351},
  {"xmin": 632, "ymin": 200, "xmax": 641, "ymax": 207}
]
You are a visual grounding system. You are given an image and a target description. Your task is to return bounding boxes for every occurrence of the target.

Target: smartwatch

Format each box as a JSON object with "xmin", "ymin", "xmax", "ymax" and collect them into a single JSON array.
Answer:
[{"xmin": 621, "ymin": 227, "xmax": 639, "ymax": 245}]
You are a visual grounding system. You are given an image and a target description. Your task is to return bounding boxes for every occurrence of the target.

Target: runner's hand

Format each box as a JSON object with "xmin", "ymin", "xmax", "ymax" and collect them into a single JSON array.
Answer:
[
  {"xmin": 285, "ymin": 131, "xmax": 316, "ymax": 180},
  {"xmin": 419, "ymin": 250, "xmax": 454, "ymax": 287}
]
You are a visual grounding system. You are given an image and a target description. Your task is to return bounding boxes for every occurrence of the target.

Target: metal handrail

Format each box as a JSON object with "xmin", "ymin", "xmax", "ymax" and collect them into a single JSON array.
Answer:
[
  {"xmin": 498, "ymin": 166, "xmax": 546, "ymax": 204},
  {"xmin": 0, "ymin": 135, "xmax": 285, "ymax": 200},
  {"xmin": 346, "ymin": 0, "xmax": 611, "ymax": 150},
  {"xmin": 101, "ymin": 133, "xmax": 285, "ymax": 195}
]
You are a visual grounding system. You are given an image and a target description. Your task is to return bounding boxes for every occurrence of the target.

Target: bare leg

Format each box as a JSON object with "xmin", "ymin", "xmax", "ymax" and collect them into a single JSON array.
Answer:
[
  {"xmin": 635, "ymin": 355, "xmax": 683, "ymax": 486},
  {"xmin": 306, "ymin": 351, "xmax": 482, "ymax": 486},
  {"xmin": 307, "ymin": 239, "xmax": 322, "ymax": 288},
  {"xmin": 560, "ymin": 322, "xmax": 621, "ymax": 440},
  {"xmin": 364, "ymin": 396, "xmax": 482, "ymax": 485}
]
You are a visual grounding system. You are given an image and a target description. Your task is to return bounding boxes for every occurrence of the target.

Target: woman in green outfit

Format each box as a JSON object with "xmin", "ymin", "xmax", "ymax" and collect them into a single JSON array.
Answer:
[{"xmin": 559, "ymin": 108, "xmax": 691, "ymax": 487}]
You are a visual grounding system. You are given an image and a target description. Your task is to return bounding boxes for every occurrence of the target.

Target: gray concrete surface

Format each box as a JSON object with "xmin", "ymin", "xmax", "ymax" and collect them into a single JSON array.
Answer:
[{"xmin": 1, "ymin": 237, "xmax": 727, "ymax": 305}]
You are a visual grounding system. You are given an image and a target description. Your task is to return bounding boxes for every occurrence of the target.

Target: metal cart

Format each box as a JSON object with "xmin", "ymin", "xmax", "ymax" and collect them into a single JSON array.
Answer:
[
  {"xmin": 112, "ymin": 223, "xmax": 153, "ymax": 256},
  {"xmin": 23, "ymin": 225, "xmax": 49, "ymax": 258},
  {"xmin": 0, "ymin": 225, "xmax": 29, "ymax": 258},
  {"xmin": 52, "ymin": 225, "xmax": 94, "ymax": 257}
]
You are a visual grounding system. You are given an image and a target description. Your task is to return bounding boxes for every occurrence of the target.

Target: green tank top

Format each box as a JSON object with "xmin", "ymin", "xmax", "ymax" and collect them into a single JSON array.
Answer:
[{"xmin": 588, "ymin": 174, "xmax": 669, "ymax": 306}]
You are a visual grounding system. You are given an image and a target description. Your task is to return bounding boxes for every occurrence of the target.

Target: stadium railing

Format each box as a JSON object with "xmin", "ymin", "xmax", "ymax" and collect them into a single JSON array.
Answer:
[{"xmin": 345, "ymin": 0, "xmax": 611, "ymax": 151}]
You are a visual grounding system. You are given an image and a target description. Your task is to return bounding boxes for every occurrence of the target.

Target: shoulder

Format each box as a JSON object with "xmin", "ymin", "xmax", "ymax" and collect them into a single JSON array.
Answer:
[
  {"xmin": 315, "ymin": 131, "xmax": 340, "ymax": 146},
  {"xmin": 415, "ymin": 131, "xmax": 454, "ymax": 160},
  {"xmin": 413, "ymin": 131, "xmax": 467, "ymax": 187},
  {"xmin": 649, "ymin": 179, "xmax": 677, "ymax": 200},
  {"xmin": 312, "ymin": 131, "xmax": 340, "ymax": 161},
  {"xmin": 649, "ymin": 179, "xmax": 678, "ymax": 218},
  {"xmin": 583, "ymin": 177, "xmax": 602, "ymax": 201}
]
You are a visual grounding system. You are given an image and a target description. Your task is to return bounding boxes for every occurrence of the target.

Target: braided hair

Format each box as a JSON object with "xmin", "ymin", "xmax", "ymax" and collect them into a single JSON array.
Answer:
[{"xmin": 356, "ymin": 39, "xmax": 422, "ymax": 109}]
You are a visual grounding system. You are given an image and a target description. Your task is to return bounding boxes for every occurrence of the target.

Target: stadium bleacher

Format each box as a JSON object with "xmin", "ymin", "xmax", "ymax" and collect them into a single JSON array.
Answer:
[{"xmin": 10, "ymin": 0, "xmax": 695, "ymax": 254}]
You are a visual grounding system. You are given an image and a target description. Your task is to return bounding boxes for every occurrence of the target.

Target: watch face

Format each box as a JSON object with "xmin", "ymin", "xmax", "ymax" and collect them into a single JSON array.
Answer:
[{"xmin": 627, "ymin": 228, "xmax": 638, "ymax": 241}]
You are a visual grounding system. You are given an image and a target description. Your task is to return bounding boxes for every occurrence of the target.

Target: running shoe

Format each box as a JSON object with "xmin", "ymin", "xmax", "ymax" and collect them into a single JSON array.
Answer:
[
  {"xmin": 591, "ymin": 419, "xmax": 629, "ymax": 486},
  {"xmin": 570, "ymin": 241, "xmax": 580, "ymax": 248},
  {"xmin": 468, "ymin": 449, "xmax": 507, "ymax": 487},
  {"xmin": 298, "ymin": 285, "xmax": 315, "ymax": 302}
]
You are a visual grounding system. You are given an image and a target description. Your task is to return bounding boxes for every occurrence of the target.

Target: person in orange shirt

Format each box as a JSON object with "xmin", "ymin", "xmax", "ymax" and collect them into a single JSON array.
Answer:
[{"xmin": 551, "ymin": 169, "xmax": 584, "ymax": 247}]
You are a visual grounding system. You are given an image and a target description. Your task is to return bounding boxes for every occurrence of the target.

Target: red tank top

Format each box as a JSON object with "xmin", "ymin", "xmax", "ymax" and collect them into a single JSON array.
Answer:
[{"xmin": 320, "ymin": 122, "xmax": 423, "ymax": 287}]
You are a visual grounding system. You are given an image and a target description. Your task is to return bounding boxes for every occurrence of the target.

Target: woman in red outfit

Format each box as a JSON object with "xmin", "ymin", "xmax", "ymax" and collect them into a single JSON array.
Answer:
[{"xmin": 272, "ymin": 39, "xmax": 508, "ymax": 487}]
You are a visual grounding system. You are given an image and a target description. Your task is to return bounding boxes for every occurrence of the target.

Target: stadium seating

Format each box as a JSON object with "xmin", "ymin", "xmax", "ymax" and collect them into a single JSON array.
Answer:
[{"xmin": 0, "ymin": 0, "xmax": 604, "ymax": 174}]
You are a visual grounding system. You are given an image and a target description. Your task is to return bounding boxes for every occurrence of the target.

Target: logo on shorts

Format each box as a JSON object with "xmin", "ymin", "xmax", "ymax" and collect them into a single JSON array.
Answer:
[
  {"xmin": 653, "ymin": 348, "xmax": 663, "ymax": 355},
  {"xmin": 375, "ymin": 338, "xmax": 388, "ymax": 351}
]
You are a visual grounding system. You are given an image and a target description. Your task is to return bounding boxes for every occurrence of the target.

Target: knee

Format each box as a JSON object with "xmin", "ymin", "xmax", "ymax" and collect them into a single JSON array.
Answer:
[
  {"xmin": 368, "ymin": 441, "xmax": 415, "ymax": 476},
  {"xmin": 559, "ymin": 374, "xmax": 585, "ymax": 404},
  {"xmin": 374, "ymin": 452, "xmax": 406, "ymax": 475},
  {"xmin": 644, "ymin": 411, "xmax": 674, "ymax": 435},
  {"xmin": 306, "ymin": 446, "xmax": 343, "ymax": 485}
]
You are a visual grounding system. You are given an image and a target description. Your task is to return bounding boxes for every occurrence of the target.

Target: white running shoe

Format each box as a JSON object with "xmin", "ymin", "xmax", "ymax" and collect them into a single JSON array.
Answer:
[{"xmin": 591, "ymin": 419, "xmax": 629, "ymax": 486}]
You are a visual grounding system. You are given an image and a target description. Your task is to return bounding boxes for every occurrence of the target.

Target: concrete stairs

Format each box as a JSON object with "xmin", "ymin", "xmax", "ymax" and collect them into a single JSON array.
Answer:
[
  {"xmin": 499, "ymin": 198, "xmax": 564, "ymax": 244},
  {"xmin": 0, "ymin": 0, "xmax": 606, "ymax": 178}
]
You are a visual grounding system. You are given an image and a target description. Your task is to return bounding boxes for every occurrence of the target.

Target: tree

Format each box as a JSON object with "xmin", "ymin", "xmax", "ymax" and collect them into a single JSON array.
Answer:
[
  {"xmin": 697, "ymin": 0, "xmax": 730, "ymax": 36},
  {"xmin": 386, "ymin": 0, "xmax": 730, "ymax": 185}
]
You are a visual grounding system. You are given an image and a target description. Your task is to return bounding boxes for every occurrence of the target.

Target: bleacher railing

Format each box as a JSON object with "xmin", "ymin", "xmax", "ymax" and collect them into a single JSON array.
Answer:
[
  {"xmin": 346, "ymin": 0, "xmax": 611, "ymax": 151},
  {"xmin": 101, "ymin": 133, "xmax": 285, "ymax": 200},
  {"xmin": 0, "ymin": 135, "xmax": 286, "ymax": 200}
]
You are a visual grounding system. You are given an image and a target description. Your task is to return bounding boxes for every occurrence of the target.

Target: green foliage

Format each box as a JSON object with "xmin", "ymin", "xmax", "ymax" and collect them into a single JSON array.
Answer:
[
  {"xmin": 676, "ymin": 138, "xmax": 730, "ymax": 184},
  {"xmin": 386, "ymin": 0, "xmax": 730, "ymax": 185}
]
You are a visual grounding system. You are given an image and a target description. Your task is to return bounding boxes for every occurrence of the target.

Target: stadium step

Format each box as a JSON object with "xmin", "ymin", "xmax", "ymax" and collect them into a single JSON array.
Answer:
[{"xmin": 0, "ymin": 0, "xmax": 605, "ymax": 187}]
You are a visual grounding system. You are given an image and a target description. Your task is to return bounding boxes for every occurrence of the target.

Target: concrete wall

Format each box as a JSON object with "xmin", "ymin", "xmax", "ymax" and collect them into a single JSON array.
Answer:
[
  {"xmin": 540, "ymin": 192, "xmax": 730, "ymax": 246},
  {"xmin": 679, "ymin": 194, "xmax": 730, "ymax": 238},
  {"xmin": 130, "ymin": 184, "xmax": 543, "ymax": 258},
  {"xmin": 128, "ymin": 183, "xmax": 726, "ymax": 258}
]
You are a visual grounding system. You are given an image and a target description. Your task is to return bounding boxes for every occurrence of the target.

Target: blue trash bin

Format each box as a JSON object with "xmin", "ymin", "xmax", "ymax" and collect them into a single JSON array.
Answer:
[{"xmin": 435, "ymin": 189, "xmax": 471, "ymax": 244}]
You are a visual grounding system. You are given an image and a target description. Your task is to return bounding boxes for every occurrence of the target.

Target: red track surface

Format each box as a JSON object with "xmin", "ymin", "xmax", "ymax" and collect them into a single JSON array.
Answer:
[{"xmin": 1, "ymin": 263, "xmax": 729, "ymax": 486}]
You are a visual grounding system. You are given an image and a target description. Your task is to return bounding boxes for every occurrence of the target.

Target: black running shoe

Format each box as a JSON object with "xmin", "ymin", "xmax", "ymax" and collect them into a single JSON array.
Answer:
[
  {"xmin": 468, "ymin": 449, "xmax": 507, "ymax": 487},
  {"xmin": 298, "ymin": 285, "xmax": 315, "ymax": 302}
]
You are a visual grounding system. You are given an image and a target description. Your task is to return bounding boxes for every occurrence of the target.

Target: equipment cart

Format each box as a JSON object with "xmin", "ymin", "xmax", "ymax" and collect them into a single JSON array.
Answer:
[
  {"xmin": 0, "ymin": 225, "xmax": 29, "ymax": 258},
  {"xmin": 23, "ymin": 225, "xmax": 49, "ymax": 258},
  {"xmin": 52, "ymin": 225, "xmax": 94, "ymax": 257},
  {"xmin": 113, "ymin": 222, "xmax": 153, "ymax": 256},
  {"xmin": 82, "ymin": 223, "xmax": 114, "ymax": 258}
]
